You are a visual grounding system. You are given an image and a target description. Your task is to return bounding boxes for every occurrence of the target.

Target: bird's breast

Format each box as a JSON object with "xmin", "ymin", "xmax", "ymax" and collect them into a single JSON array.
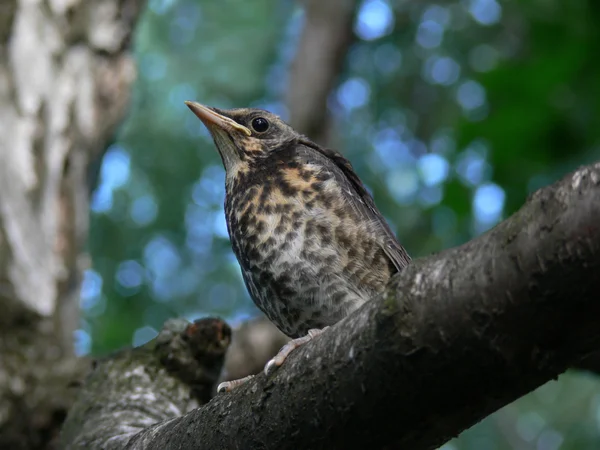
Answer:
[
  {"xmin": 224, "ymin": 165, "xmax": 393, "ymax": 336},
  {"xmin": 229, "ymin": 167, "xmax": 391, "ymax": 280}
]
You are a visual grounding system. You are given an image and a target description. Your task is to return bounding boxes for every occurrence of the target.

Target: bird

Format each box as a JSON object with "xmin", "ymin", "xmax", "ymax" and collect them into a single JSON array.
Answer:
[{"xmin": 185, "ymin": 101, "xmax": 411, "ymax": 392}]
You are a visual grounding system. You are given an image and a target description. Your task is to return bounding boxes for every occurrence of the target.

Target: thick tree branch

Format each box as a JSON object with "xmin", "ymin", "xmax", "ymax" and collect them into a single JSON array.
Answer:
[
  {"xmin": 59, "ymin": 318, "xmax": 230, "ymax": 449},
  {"xmin": 60, "ymin": 162, "xmax": 600, "ymax": 449}
]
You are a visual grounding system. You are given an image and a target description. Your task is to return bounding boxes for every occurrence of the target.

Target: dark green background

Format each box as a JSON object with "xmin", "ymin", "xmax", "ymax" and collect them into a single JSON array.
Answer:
[{"xmin": 81, "ymin": 0, "xmax": 600, "ymax": 448}]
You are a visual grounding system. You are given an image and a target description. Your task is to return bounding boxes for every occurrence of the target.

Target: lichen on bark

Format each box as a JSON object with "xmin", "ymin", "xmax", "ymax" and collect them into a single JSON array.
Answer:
[{"xmin": 59, "ymin": 318, "xmax": 231, "ymax": 450}]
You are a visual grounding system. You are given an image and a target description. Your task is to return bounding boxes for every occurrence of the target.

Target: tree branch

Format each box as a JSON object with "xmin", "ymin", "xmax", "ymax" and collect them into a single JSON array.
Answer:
[
  {"xmin": 59, "ymin": 318, "xmax": 231, "ymax": 449},
  {"xmin": 60, "ymin": 162, "xmax": 600, "ymax": 449}
]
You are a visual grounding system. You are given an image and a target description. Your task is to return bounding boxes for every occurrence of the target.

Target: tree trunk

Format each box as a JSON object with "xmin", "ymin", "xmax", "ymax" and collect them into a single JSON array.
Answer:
[
  {"xmin": 0, "ymin": 1, "xmax": 144, "ymax": 448},
  {"xmin": 286, "ymin": 0, "xmax": 358, "ymax": 144}
]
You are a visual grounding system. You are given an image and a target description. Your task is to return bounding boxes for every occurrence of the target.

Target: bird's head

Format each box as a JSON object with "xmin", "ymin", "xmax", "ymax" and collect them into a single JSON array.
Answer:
[{"xmin": 185, "ymin": 102, "xmax": 298, "ymax": 176}]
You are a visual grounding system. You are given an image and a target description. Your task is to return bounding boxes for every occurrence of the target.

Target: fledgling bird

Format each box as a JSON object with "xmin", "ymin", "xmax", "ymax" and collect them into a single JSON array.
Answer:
[{"xmin": 185, "ymin": 102, "xmax": 411, "ymax": 392}]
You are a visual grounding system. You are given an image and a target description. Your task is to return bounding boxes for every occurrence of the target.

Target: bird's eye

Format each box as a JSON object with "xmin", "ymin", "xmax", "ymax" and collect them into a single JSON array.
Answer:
[{"xmin": 251, "ymin": 117, "xmax": 269, "ymax": 133}]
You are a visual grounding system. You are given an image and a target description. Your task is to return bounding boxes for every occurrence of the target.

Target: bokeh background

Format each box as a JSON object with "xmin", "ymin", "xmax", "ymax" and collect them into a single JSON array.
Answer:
[{"xmin": 80, "ymin": 0, "xmax": 600, "ymax": 448}]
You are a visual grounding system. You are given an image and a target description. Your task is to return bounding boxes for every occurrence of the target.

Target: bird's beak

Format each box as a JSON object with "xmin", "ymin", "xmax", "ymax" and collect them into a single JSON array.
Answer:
[{"xmin": 185, "ymin": 101, "xmax": 251, "ymax": 136}]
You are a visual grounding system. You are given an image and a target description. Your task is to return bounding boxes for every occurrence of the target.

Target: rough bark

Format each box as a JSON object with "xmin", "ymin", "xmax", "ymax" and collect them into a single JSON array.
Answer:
[
  {"xmin": 59, "ymin": 318, "xmax": 230, "ymax": 450},
  {"xmin": 0, "ymin": 1, "xmax": 145, "ymax": 448},
  {"xmin": 59, "ymin": 161, "xmax": 600, "ymax": 450}
]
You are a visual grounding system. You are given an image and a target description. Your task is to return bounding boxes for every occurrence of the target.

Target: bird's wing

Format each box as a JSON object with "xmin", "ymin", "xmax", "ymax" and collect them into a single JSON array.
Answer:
[{"xmin": 296, "ymin": 139, "xmax": 411, "ymax": 272}]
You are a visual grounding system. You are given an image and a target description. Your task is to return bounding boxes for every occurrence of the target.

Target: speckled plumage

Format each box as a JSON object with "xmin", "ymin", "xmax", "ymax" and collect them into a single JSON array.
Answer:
[
  {"xmin": 186, "ymin": 102, "xmax": 410, "ymax": 350},
  {"xmin": 225, "ymin": 139, "xmax": 410, "ymax": 338}
]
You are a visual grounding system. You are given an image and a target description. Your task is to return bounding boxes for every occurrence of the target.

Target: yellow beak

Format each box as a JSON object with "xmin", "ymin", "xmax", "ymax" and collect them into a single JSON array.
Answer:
[{"xmin": 184, "ymin": 101, "xmax": 251, "ymax": 136}]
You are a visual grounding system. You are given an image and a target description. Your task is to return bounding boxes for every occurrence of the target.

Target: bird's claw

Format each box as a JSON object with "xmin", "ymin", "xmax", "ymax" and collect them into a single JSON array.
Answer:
[
  {"xmin": 220, "ymin": 328, "xmax": 331, "ymax": 392},
  {"xmin": 217, "ymin": 382, "xmax": 230, "ymax": 394},
  {"xmin": 263, "ymin": 327, "xmax": 330, "ymax": 377},
  {"xmin": 264, "ymin": 357, "xmax": 279, "ymax": 376},
  {"xmin": 217, "ymin": 374, "xmax": 255, "ymax": 393}
]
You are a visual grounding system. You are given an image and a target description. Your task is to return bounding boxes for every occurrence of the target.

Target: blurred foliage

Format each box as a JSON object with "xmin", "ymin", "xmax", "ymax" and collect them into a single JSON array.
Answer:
[{"xmin": 82, "ymin": 0, "xmax": 600, "ymax": 448}]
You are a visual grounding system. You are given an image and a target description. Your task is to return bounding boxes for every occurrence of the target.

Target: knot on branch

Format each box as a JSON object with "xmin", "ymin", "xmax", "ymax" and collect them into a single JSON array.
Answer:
[{"xmin": 156, "ymin": 317, "xmax": 232, "ymax": 402}]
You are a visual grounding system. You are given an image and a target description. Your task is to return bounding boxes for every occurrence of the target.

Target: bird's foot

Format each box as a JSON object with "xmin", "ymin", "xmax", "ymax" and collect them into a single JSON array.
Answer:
[
  {"xmin": 217, "ymin": 327, "xmax": 329, "ymax": 393},
  {"xmin": 264, "ymin": 327, "xmax": 329, "ymax": 376},
  {"xmin": 217, "ymin": 374, "xmax": 255, "ymax": 394}
]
